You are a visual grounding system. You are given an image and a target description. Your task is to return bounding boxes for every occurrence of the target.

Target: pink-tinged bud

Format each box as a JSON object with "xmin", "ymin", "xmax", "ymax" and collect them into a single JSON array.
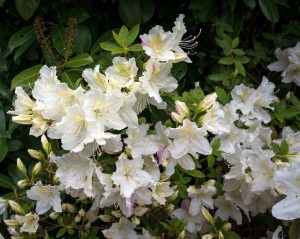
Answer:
[
  {"xmin": 175, "ymin": 100, "xmax": 189, "ymax": 117},
  {"xmin": 197, "ymin": 93, "xmax": 217, "ymax": 112},
  {"xmin": 171, "ymin": 112, "xmax": 184, "ymax": 123}
]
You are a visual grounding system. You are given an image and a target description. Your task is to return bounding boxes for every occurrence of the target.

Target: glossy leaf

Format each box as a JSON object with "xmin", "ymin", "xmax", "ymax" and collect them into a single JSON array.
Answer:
[{"xmin": 11, "ymin": 64, "xmax": 42, "ymax": 90}]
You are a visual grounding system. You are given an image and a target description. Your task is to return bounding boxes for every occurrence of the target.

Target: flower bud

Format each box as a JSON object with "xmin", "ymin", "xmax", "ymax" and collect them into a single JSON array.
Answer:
[
  {"xmin": 66, "ymin": 203, "xmax": 77, "ymax": 213},
  {"xmin": 27, "ymin": 149, "xmax": 45, "ymax": 161},
  {"xmin": 131, "ymin": 216, "xmax": 140, "ymax": 225},
  {"xmin": 175, "ymin": 100, "xmax": 189, "ymax": 117},
  {"xmin": 177, "ymin": 230, "xmax": 185, "ymax": 239},
  {"xmin": 218, "ymin": 231, "xmax": 225, "ymax": 239},
  {"xmin": 222, "ymin": 222, "xmax": 232, "ymax": 231},
  {"xmin": 49, "ymin": 212, "xmax": 59, "ymax": 220},
  {"xmin": 197, "ymin": 93, "xmax": 217, "ymax": 112},
  {"xmin": 201, "ymin": 207, "xmax": 214, "ymax": 226},
  {"xmin": 8, "ymin": 200, "xmax": 25, "ymax": 215},
  {"xmin": 134, "ymin": 206, "xmax": 148, "ymax": 217},
  {"xmin": 41, "ymin": 135, "xmax": 51, "ymax": 155},
  {"xmin": 4, "ymin": 219, "xmax": 19, "ymax": 227},
  {"xmin": 165, "ymin": 204, "xmax": 175, "ymax": 214},
  {"xmin": 31, "ymin": 162, "xmax": 42, "ymax": 177},
  {"xmin": 78, "ymin": 209, "xmax": 86, "ymax": 217},
  {"xmin": 74, "ymin": 215, "xmax": 81, "ymax": 223},
  {"xmin": 202, "ymin": 234, "xmax": 213, "ymax": 239},
  {"xmin": 171, "ymin": 112, "xmax": 184, "ymax": 123},
  {"xmin": 12, "ymin": 115, "xmax": 32, "ymax": 125},
  {"xmin": 167, "ymin": 190, "xmax": 178, "ymax": 202},
  {"xmin": 99, "ymin": 215, "xmax": 112, "ymax": 222},
  {"xmin": 16, "ymin": 158, "xmax": 27, "ymax": 176},
  {"xmin": 17, "ymin": 179, "xmax": 28, "ymax": 189},
  {"xmin": 111, "ymin": 210, "xmax": 122, "ymax": 218}
]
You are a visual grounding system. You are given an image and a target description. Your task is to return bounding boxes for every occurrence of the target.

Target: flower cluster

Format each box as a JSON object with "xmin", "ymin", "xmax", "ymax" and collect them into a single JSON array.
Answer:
[{"xmin": 1, "ymin": 15, "xmax": 299, "ymax": 239}]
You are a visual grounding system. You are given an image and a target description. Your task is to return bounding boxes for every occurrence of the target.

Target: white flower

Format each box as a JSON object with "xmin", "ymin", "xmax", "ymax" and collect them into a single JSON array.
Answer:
[
  {"xmin": 0, "ymin": 197, "xmax": 8, "ymax": 216},
  {"xmin": 231, "ymin": 84, "xmax": 255, "ymax": 115},
  {"xmin": 140, "ymin": 14, "xmax": 191, "ymax": 63},
  {"xmin": 101, "ymin": 134, "xmax": 123, "ymax": 154},
  {"xmin": 124, "ymin": 124, "xmax": 159, "ymax": 158},
  {"xmin": 139, "ymin": 59, "xmax": 177, "ymax": 104},
  {"xmin": 102, "ymin": 217, "xmax": 138, "ymax": 239},
  {"xmin": 268, "ymin": 42, "xmax": 300, "ymax": 86},
  {"xmin": 82, "ymin": 65, "xmax": 108, "ymax": 91},
  {"xmin": 187, "ymin": 180, "xmax": 216, "ymax": 215},
  {"xmin": 84, "ymin": 89, "xmax": 126, "ymax": 130},
  {"xmin": 214, "ymin": 196, "xmax": 242, "ymax": 225},
  {"xmin": 27, "ymin": 181, "xmax": 62, "ymax": 214},
  {"xmin": 52, "ymin": 152, "xmax": 96, "ymax": 197},
  {"xmin": 18, "ymin": 213, "xmax": 39, "ymax": 233},
  {"xmin": 8, "ymin": 87, "xmax": 34, "ymax": 116},
  {"xmin": 111, "ymin": 155, "xmax": 153, "ymax": 198},
  {"xmin": 168, "ymin": 119, "xmax": 212, "ymax": 159},
  {"xmin": 173, "ymin": 200, "xmax": 206, "ymax": 233},
  {"xmin": 105, "ymin": 57, "xmax": 138, "ymax": 88},
  {"xmin": 165, "ymin": 154, "xmax": 195, "ymax": 176},
  {"xmin": 152, "ymin": 182, "xmax": 174, "ymax": 205}
]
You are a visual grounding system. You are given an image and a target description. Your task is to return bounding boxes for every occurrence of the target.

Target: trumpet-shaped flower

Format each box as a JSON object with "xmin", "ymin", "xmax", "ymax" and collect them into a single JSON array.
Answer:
[
  {"xmin": 51, "ymin": 152, "xmax": 96, "ymax": 197},
  {"xmin": 168, "ymin": 119, "xmax": 212, "ymax": 159},
  {"xmin": 102, "ymin": 217, "xmax": 138, "ymax": 239},
  {"xmin": 111, "ymin": 155, "xmax": 153, "ymax": 198},
  {"xmin": 27, "ymin": 181, "xmax": 62, "ymax": 214},
  {"xmin": 18, "ymin": 213, "xmax": 39, "ymax": 233},
  {"xmin": 139, "ymin": 59, "xmax": 177, "ymax": 104}
]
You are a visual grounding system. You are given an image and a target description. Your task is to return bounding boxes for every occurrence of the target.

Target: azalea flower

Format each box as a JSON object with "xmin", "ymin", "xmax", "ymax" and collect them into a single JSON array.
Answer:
[
  {"xmin": 139, "ymin": 59, "xmax": 177, "ymax": 104},
  {"xmin": 105, "ymin": 57, "xmax": 138, "ymax": 88},
  {"xmin": 27, "ymin": 181, "xmax": 62, "ymax": 214},
  {"xmin": 51, "ymin": 152, "xmax": 96, "ymax": 197},
  {"xmin": 111, "ymin": 155, "xmax": 153, "ymax": 198},
  {"xmin": 102, "ymin": 217, "xmax": 138, "ymax": 239},
  {"xmin": 140, "ymin": 14, "xmax": 192, "ymax": 63},
  {"xmin": 83, "ymin": 65, "xmax": 109, "ymax": 91},
  {"xmin": 214, "ymin": 196, "xmax": 242, "ymax": 225},
  {"xmin": 168, "ymin": 119, "xmax": 212, "ymax": 159},
  {"xmin": 18, "ymin": 213, "xmax": 39, "ymax": 233},
  {"xmin": 187, "ymin": 180, "xmax": 216, "ymax": 215},
  {"xmin": 0, "ymin": 197, "xmax": 8, "ymax": 216},
  {"xmin": 152, "ymin": 182, "xmax": 174, "ymax": 205},
  {"xmin": 124, "ymin": 124, "xmax": 159, "ymax": 158}
]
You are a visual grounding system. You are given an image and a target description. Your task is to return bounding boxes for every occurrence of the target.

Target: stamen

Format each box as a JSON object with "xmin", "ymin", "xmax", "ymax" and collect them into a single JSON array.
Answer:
[{"xmin": 179, "ymin": 28, "xmax": 202, "ymax": 52}]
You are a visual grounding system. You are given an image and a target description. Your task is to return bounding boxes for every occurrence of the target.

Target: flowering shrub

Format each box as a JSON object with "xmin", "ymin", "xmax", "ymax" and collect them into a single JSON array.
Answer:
[{"xmin": 1, "ymin": 1, "xmax": 300, "ymax": 239}]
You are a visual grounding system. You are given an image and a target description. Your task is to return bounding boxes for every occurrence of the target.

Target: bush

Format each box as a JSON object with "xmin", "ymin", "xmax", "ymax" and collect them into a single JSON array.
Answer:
[{"xmin": 0, "ymin": 0, "xmax": 300, "ymax": 238}]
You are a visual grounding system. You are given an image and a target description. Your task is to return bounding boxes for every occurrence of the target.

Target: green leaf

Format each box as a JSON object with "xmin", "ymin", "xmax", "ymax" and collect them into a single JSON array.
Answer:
[
  {"xmin": 13, "ymin": 36, "xmax": 35, "ymax": 62},
  {"xmin": 64, "ymin": 54, "xmax": 93, "ymax": 68},
  {"xmin": 62, "ymin": 71, "xmax": 80, "ymax": 89},
  {"xmin": 0, "ymin": 0, "xmax": 5, "ymax": 7},
  {"xmin": 218, "ymin": 57, "xmax": 234, "ymax": 65},
  {"xmin": 172, "ymin": 62, "xmax": 187, "ymax": 81},
  {"xmin": 125, "ymin": 24, "xmax": 140, "ymax": 46},
  {"xmin": 233, "ymin": 49, "xmax": 245, "ymax": 56},
  {"xmin": 207, "ymin": 155, "xmax": 215, "ymax": 167},
  {"xmin": 0, "ymin": 108, "xmax": 5, "ymax": 135},
  {"xmin": 258, "ymin": 0, "xmax": 279, "ymax": 23},
  {"xmin": 75, "ymin": 25, "xmax": 92, "ymax": 54},
  {"xmin": 0, "ymin": 173, "xmax": 13, "ymax": 189},
  {"xmin": 215, "ymin": 86, "xmax": 230, "ymax": 104},
  {"xmin": 280, "ymin": 140, "xmax": 289, "ymax": 155},
  {"xmin": 128, "ymin": 43, "xmax": 143, "ymax": 52},
  {"xmin": 0, "ymin": 141, "xmax": 8, "ymax": 162},
  {"xmin": 8, "ymin": 26, "xmax": 35, "ymax": 52},
  {"xmin": 243, "ymin": 0, "xmax": 257, "ymax": 9},
  {"xmin": 181, "ymin": 169, "xmax": 205, "ymax": 178},
  {"xmin": 51, "ymin": 25, "xmax": 66, "ymax": 54},
  {"xmin": 289, "ymin": 220, "xmax": 300, "ymax": 239},
  {"xmin": 231, "ymin": 37, "xmax": 239, "ymax": 48},
  {"xmin": 112, "ymin": 31, "xmax": 125, "ymax": 48},
  {"xmin": 64, "ymin": 7, "xmax": 90, "ymax": 24},
  {"xmin": 234, "ymin": 60, "xmax": 246, "ymax": 76},
  {"xmin": 56, "ymin": 228, "xmax": 67, "ymax": 238},
  {"xmin": 223, "ymin": 231, "xmax": 241, "ymax": 239},
  {"xmin": 15, "ymin": 0, "xmax": 40, "ymax": 20},
  {"xmin": 0, "ymin": 59, "xmax": 7, "ymax": 72},
  {"xmin": 207, "ymin": 73, "xmax": 224, "ymax": 81},
  {"xmin": 11, "ymin": 64, "xmax": 42, "ymax": 90},
  {"xmin": 215, "ymin": 38, "xmax": 231, "ymax": 50},
  {"xmin": 100, "ymin": 42, "xmax": 125, "ymax": 55}
]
